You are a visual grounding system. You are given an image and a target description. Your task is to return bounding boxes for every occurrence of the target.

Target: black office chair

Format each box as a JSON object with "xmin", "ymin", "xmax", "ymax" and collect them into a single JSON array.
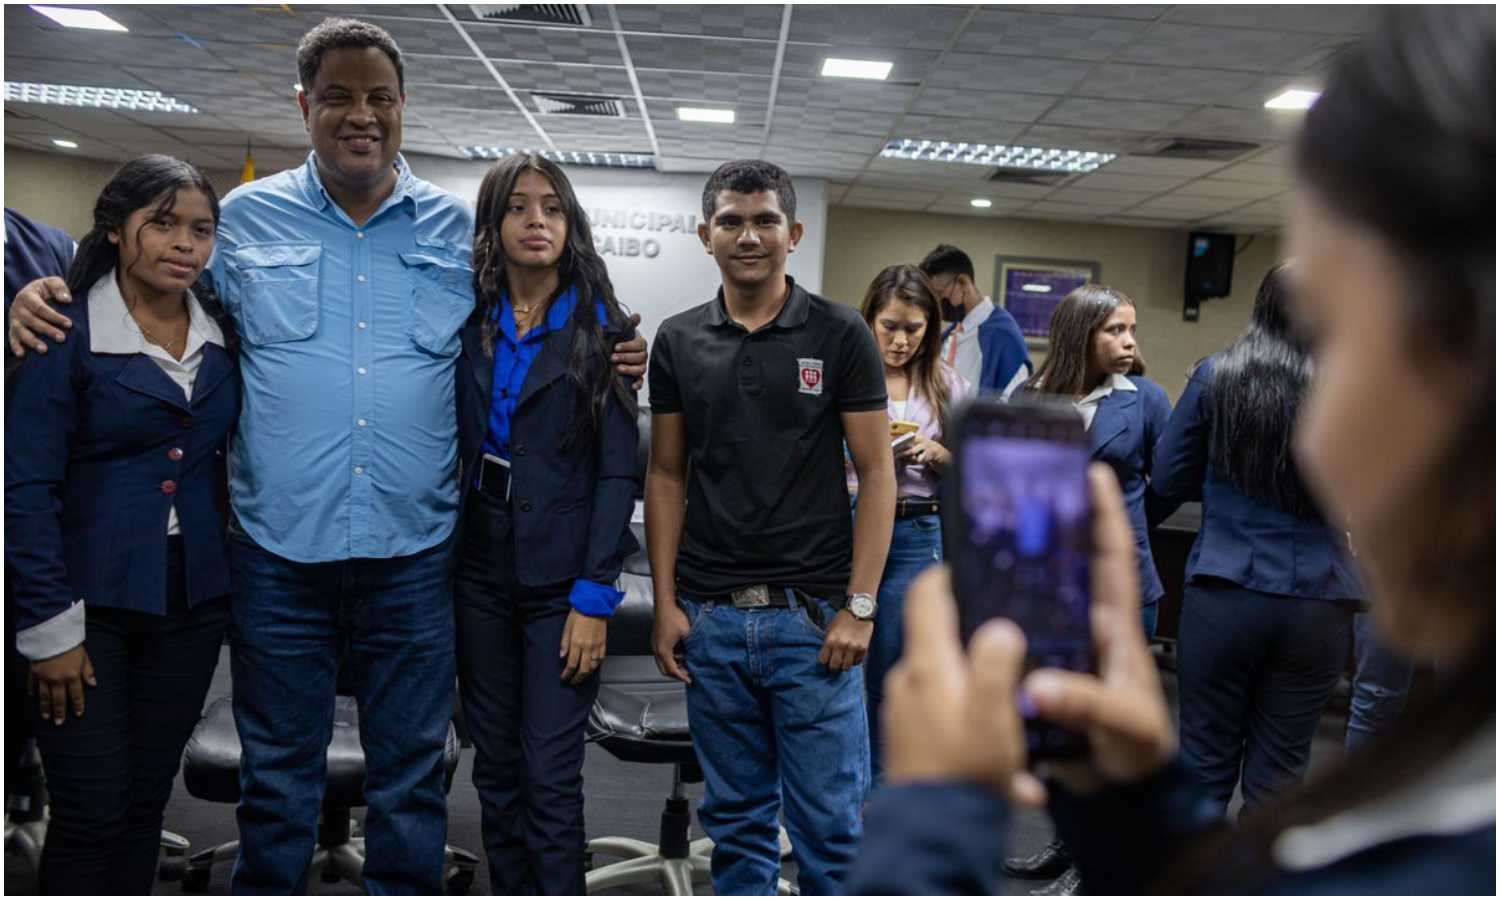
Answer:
[
  {"xmin": 582, "ymin": 412, "xmax": 794, "ymax": 895},
  {"xmin": 178, "ymin": 683, "xmax": 479, "ymax": 893}
]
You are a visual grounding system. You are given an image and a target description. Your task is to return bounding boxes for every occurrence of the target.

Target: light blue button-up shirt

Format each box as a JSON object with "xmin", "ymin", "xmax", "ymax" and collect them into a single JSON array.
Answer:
[{"xmin": 213, "ymin": 152, "xmax": 474, "ymax": 563}]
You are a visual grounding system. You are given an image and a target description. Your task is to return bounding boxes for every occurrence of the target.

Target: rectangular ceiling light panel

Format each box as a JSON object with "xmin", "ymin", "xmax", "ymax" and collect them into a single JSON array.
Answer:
[
  {"xmin": 821, "ymin": 58, "xmax": 893, "ymax": 80},
  {"xmin": 30, "ymin": 5, "xmax": 127, "ymax": 31},
  {"xmin": 676, "ymin": 107, "xmax": 735, "ymax": 124},
  {"xmin": 463, "ymin": 147, "xmax": 656, "ymax": 169},
  {"xmin": 1264, "ymin": 89, "xmax": 1321, "ymax": 110},
  {"xmin": 5, "ymin": 81, "xmax": 199, "ymax": 114},
  {"xmin": 882, "ymin": 138, "xmax": 1116, "ymax": 173}
]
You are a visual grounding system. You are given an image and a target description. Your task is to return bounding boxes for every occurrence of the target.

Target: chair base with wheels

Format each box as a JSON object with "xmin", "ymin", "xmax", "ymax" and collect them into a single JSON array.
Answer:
[{"xmin": 178, "ymin": 695, "xmax": 479, "ymax": 894}]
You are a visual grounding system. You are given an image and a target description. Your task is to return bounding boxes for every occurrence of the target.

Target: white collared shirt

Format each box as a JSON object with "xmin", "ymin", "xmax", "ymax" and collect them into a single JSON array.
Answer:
[
  {"xmin": 88, "ymin": 272, "xmax": 224, "ymax": 535},
  {"xmin": 1073, "ymin": 372, "xmax": 1136, "ymax": 432},
  {"xmin": 943, "ymin": 297, "xmax": 994, "ymax": 389}
]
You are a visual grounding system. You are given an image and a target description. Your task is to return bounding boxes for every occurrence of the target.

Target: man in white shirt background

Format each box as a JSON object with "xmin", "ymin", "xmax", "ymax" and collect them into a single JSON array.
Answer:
[{"xmin": 920, "ymin": 244, "xmax": 1032, "ymax": 400}]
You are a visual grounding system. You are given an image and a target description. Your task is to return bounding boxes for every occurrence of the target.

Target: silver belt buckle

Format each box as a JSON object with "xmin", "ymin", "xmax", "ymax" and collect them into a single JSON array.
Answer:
[{"xmin": 730, "ymin": 584, "xmax": 771, "ymax": 609}]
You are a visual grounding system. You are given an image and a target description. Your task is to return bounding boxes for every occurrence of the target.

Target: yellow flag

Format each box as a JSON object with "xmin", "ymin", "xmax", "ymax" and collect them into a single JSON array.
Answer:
[{"xmin": 240, "ymin": 142, "xmax": 255, "ymax": 184}]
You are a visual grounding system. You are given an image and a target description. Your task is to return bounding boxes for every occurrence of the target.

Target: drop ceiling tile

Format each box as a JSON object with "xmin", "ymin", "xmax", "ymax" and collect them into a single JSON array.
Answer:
[
  {"xmin": 1048, "ymin": 187, "xmax": 1161, "ymax": 206},
  {"xmin": 1112, "ymin": 23, "xmax": 1331, "ymax": 73},
  {"xmin": 776, "ymin": 77, "xmax": 921, "ymax": 113},
  {"xmin": 534, "ymin": 118, "xmax": 652, "ymax": 143},
  {"xmin": 491, "ymin": 63, "xmax": 633, "ymax": 96},
  {"xmin": 1165, "ymin": 105, "xmax": 1303, "ymax": 143},
  {"xmin": 405, "ymin": 57, "xmax": 500, "ymax": 87},
  {"xmin": 1211, "ymin": 74, "xmax": 1329, "ymax": 111},
  {"xmin": 1130, "ymin": 195, "xmax": 1242, "ymax": 215},
  {"xmin": 954, "ymin": 9, "xmax": 1152, "ymax": 61},
  {"xmin": 1102, "ymin": 215, "xmax": 1194, "ymax": 228},
  {"xmin": 1171, "ymin": 179, "xmax": 1285, "ymax": 201},
  {"xmin": 768, "ymin": 105, "xmax": 898, "ymax": 137},
  {"xmin": 1069, "ymin": 64, "xmax": 1263, "ymax": 105},
  {"xmin": 1040, "ymin": 97, "xmax": 1198, "ymax": 132},
  {"xmin": 1025, "ymin": 199, "xmax": 1130, "ymax": 215},
  {"xmin": 471, "ymin": 26, "xmax": 625, "ymax": 65},
  {"xmin": 7, "ymin": 58, "xmax": 159, "ymax": 90},
  {"xmin": 402, "ymin": 85, "xmax": 514, "ymax": 112},
  {"xmin": 1013, "ymin": 123, "xmax": 1154, "ymax": 153},
  {"xmin": 931, "ymin": 195, "xmax": 1033, "ymax": 212},
  {"xmin": 621, "ymin": 35, "xmax": 775, "ymax": 76},
  {"xmin": 1103, "ymin": 155, "xmax": 1233, "ymax": 177},
  {"xmin": 615, "ymin": 4, "xmax": 786, "ymax": 40},
  {"xmin": 1162, "ymin": 5, "xmax": 1380, "ymax": 35},
  {"xmin": 854, "ymin": 171, "xmax": 1001, "ymax": 193},
  {"xmin": 865, "ymin": 156, "xmax": 999, "ymax": 182},
  {"xmin": 789, "ymin": 5, "xmax": 969, "ymax": 49},
  {"xmin": 842, "ymin": 185, "xmax": 943, "ymax": 207},
  {"xmin": 350, "ymin": 16, "xmax": 473, "ymax": 57},
  {"xmin": 1209, "ymin": 161, "xmax": 1294, "ymax": 186},
  {"xmin": 635, "ymin": 70, "xmax": 772, "ymax": 105},
  {"xmin": 893, "ymin": 115, "xmax": 1030, "ymax": 146},
  {"xmin": 778, "ymin": 44, "xmax": 943, "ymax": 83},
  {"xmin": 910, "ymin": 87, "xmax": 1058, "ymax": 124},
  {"xmin": 1069, "ymin": 171, "xmax": 1189, "ymax": 192},
  {"xmin": 766, "ymin": 125, "xmax": 888, "ymax": 153},
  {"xmin": 925, "ymin": 54, "xmax": 1094, "ymax": 95},
  {"xmin": 991, "ymin": 6, "xmax": 1171, "ymax": 21},
  {"xmin": 143, "ymin": 4, "xmax": 359, "ymax": 43}
]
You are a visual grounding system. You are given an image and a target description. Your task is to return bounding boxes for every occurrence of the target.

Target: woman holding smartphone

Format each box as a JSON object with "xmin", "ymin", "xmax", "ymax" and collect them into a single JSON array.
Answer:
[
  {"xmin": 6, "ymin": 155, "xmax": 238, "ymax": 894},
  {"xmin": 454, "ymin": 153, "xmax": 639, "ymax": 895},
  {"xmin": 850, "ymin": 264, "xmax": 973, "ymax": 780}
]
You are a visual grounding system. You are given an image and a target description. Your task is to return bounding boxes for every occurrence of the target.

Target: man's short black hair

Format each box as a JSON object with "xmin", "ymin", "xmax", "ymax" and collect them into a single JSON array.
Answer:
[
  {"xmin": 298, "ymin": 17, "xmax": 405, "ymax": 94},
  {"xmin": 920, "ymin": 244, "xmax": 975, "ymax": 282},
  {"xmin": 701, "ymin": 160, "xmax": 796, "ymax": 223}
]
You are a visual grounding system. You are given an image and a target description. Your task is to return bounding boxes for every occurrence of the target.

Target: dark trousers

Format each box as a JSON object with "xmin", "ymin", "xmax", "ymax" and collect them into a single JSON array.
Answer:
[
  {"xmin": 1177, "ymin": 579, "xmax": 1353, "ymax": 816},
  {"xmin": 1346, "ymin": 611, "xmax": 1414, "ymax": 753},
  {"xmin": 35, "ymin": 540, "xmax": 228, "ymax": 895},
  {"xmin": 455, "ymin": 491, "xmax": 599, "ymax": 895},
  {"xmin": 226, "ymin": 521, "xmax": 457, "ymax": 895}
]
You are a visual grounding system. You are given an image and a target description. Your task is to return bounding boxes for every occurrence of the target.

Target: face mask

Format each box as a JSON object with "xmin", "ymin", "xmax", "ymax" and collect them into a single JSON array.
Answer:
[{"xmin": 941, "ymin": 299, "xmax": 965, "ymax": 322}]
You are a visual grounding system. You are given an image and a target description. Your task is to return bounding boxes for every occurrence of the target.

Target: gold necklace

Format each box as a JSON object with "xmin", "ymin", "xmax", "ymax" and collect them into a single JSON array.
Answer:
[{"xmin": 130, "ymin": 313, "xmax": 187, "ymax": 355}]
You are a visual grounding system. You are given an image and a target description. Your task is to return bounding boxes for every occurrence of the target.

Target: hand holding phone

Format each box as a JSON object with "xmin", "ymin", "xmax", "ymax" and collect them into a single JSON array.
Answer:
[{"xmin": 891, "ymin": 431, "xmax": 919, "ymax": 454}]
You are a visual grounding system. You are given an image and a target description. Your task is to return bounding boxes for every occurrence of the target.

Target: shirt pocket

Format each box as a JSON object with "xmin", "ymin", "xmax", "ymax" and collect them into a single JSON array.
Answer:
[
  {"xmin": 235, "ymin": 242, "xmax": 322, "ymax": 345},
  {"xmin": 400, "ymin": 247, "xmax": 474, "ymax": 358}
]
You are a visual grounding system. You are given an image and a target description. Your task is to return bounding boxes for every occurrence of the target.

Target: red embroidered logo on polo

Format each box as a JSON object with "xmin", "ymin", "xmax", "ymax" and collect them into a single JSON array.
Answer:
[{"xmin": 798, "ymin": 357, "xmax": 824, "ymax": 395}]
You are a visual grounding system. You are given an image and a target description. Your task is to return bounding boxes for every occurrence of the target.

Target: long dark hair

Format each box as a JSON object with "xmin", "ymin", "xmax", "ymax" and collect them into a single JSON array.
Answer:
[
  {"xmin": 1159, "ymin": 6, "xmax": 1494, "ymax": 891},
  {"xmin": 68, "ymin": 154, "xmax": 237, "ymax": 355},
  {"xmin": 471, "ymin": 154, "xmax": 634, "ymax": 448},
  {"xmin": 861, "ymin": 264, "xmax": 953, "ymax": 437},
  {"xmin": 1206, "ymin": 263, "xmax": 1314, "ymax": 517},
  {"xmin": 1025, "ymin": 283, "xmax": 1142, "ymax": 396}
]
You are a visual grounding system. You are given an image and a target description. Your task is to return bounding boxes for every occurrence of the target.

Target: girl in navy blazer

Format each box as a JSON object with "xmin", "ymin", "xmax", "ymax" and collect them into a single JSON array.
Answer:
[
  {"xmin": 453, "ymin": 154, "xmax": 638, "ymax": 894},
  {"xmin": 6, "ymin": 155, "xmax": 239, "ymax": 894},
  {"xmin": 1154, "ymin": 263, "xmax": 1363, "ymax": 816},
  {"xmin": 1022, "ymin": 284, "xmax": 1173, "ymax": 637}
]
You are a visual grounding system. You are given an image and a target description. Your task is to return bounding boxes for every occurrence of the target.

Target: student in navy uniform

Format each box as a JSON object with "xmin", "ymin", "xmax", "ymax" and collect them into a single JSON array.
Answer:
[
  {"xmin": 1153, "ymin": 262, "xmax": 1362, "ymax": 816},
  {"xmin": 846, "ymin": 6, "xmax": 1494, "ymax": 894},
  {"xmin": 454, "ymin": 153, "xmax": 638, "ymax": 895},
  {"xmin": 6, "ymin": 156, "xmax": 239, "ymax": 895},
  {"xmin": 920, "ymin": 244, "xmax": 1031, "ymax": 398}
]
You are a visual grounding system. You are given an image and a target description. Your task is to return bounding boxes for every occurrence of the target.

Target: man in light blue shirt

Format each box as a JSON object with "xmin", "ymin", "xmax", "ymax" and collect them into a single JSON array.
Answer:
[{"xmin": 6, "ymin": 17, "xmax": 647, "ymax": 894}]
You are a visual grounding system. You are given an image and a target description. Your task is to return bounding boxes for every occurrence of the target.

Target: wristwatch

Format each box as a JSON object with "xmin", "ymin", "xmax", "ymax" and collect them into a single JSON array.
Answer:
[{"xmin": 846, "ymin": 592, "xmax": 878, "ymax": 621}]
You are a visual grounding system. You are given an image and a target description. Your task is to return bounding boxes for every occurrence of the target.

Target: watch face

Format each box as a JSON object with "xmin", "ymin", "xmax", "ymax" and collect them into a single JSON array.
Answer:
[{"xmin": 851, "ymin": 595, "xmax": 875, "ymax": 619}]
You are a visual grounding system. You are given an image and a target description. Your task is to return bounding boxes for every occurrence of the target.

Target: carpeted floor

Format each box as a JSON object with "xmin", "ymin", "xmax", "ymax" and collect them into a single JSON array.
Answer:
[{"xmin": 5, "ymin": 646, "xmax": 1353, "ymax": 896}]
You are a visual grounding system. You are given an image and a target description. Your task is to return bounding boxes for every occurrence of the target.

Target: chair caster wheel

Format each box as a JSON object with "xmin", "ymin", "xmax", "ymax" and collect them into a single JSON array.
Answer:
[
  {"xmin": 583, "ymin": 850, "xmax": 594, "ymax": 871},
  {"xmin": 158, "ymin": 854, "xmax": 187, "ymax": 881},
  {"xmin": 447, "ymin": 869, "xmax": 475, "ymax": 894},
  {"xmin": 181, "ymin": 866, "xmax": 212, "ymax": 893}
]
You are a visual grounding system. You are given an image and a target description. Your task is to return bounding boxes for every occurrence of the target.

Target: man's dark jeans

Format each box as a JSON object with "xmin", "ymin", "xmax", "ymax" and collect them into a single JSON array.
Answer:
[{"xmin": 226, "ymin": 521, "xmax": 456, "ymax": 894}]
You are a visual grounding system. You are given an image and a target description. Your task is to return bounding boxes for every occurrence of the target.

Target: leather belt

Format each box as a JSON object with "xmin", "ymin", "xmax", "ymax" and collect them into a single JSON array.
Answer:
[{"xmin": 895, "ymin": 497, "xmax": 941, "ymax": 519}]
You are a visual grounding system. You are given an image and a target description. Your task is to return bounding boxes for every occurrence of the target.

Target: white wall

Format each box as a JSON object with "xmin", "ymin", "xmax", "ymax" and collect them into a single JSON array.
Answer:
[{"xmin": 407, "ymin": 153, "xmax": 827, "ymax": 356}]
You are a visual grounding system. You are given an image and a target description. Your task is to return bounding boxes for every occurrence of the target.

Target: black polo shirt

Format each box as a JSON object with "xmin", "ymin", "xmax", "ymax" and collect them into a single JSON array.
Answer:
[{"xmin": 649, "ymin": 277, "xmax": 887, "ymax": 598}]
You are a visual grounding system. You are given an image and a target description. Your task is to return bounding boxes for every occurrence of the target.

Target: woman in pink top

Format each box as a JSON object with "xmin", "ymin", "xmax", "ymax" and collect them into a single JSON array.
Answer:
[{"xmin": 851, "ymin": 264, "xmax": 973, "ymax": 781}]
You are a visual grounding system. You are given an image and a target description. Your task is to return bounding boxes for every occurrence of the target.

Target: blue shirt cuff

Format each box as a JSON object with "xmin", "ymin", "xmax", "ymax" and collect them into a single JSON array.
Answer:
[{"xmin": 569, "ymin": 579, "xmax": 624, "ymax": 617}]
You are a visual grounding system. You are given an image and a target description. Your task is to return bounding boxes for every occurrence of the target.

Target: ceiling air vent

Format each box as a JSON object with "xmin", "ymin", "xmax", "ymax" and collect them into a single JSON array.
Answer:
[
  {"xmin": 1138, "ymin": 136, "xmax": 1260, "ymax": 161},
  {"xmin": 532, "ymin": 92, "xmax": 627, "ymax": 118},
  {"xmin": 467, "ymin": 4, "xmax": 592, "ymax": 26},
  {"xmin": 987, "ymin": 168, "xmax": 1072, "ymax": 187}
]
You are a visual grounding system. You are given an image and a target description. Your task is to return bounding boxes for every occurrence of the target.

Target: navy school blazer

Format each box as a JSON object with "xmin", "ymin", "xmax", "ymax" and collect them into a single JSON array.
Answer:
[
  {"xmin": 455, "ymin": 311, "xmax": 639, "ymax": 590},
  {"xmin": 976, "ymin": 302, "xmax": 1033, "ymax": 392},
  {"xmin": 6, "ymin": 292, "xmax": 240, "ymax": 655},
  {"xmin": 1152, "ymin": 356, "xmax": 1364, "ymax": 601}
]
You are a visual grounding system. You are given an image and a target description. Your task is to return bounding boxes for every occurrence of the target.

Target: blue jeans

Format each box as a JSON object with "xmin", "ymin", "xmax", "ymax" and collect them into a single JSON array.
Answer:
[
  {"xmin": 226, "ymin": 521, "xmax": 457, "ymax": 894},
  {"xmin": 679, "ymin": 591, "xmax": 870, "ymax": 896},
  {"xmin": 1176, "ymin": 579, "xmax": 1352, "ymax": 816},
  {"xmin": 866, "ymin": 513, "xmax": 942, "ymax": 782},
  {"xmin": 1346, "ymin": 612, "xmax": 1414, "ymax": 753}
]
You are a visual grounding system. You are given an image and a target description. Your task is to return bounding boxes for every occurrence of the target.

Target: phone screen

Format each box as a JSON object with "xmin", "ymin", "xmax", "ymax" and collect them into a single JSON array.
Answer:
[{"xmin": 947, "ymin": 400, "xmax": 1093, "ymax": 757}]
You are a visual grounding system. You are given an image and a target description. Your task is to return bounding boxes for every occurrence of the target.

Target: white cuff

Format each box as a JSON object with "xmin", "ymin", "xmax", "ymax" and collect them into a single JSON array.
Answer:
[{"xmin": 16, "ymin": 599, "xmax": 85, "ymax": 661}]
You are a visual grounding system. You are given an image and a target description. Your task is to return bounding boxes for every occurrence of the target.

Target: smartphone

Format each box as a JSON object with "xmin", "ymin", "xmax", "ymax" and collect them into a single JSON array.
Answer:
[
  {"xmin": 891, "ymin": 431, "xmax": 919, "ymax": 453},
  {"xmin": 942, "ymin": 396, "xmax": 1094, "ymax": 759}
]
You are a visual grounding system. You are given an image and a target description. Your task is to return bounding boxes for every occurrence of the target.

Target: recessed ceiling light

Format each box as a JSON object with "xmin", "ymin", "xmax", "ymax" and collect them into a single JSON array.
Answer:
[
  {"xmin": 51, "ymin": 138, "xmax": 78, "ymax": 149},
  {"xmin": 881, "ymin": 138, "xmax": 1116, "ymax": 173},
  {"xmin": 1264, "ymin": 89, "xmax": 1320, "ymax": 110},
  {"xmin": 462, "ymin": 147, "xmax": 655, "ymax": 169},
  {"xmin": 4, "ymin": 81, "xmax": 200, "ymax": 114},
  {"xmin": 294, "ymin": 83, "xmax": 303, "ymax": 93},
  {"xmin": 970, "ymin": 198, "xmax": 993, "ymax": 208},
  {"xmin": 821, "ymin": 58, "xmax": 893, "ymax": 80},
  {"xmin": 677, "ymin": 107, "xmax": 734, "ymax": 124},
  {"xmin": 30, "ymin": 5, "xmax": 127, "ymax": 31}
]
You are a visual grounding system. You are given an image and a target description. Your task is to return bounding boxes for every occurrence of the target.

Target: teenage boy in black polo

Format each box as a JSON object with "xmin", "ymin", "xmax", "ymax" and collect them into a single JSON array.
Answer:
[{"xmin": 645, "ymin": 160, "xmax": 896, "ymax": 895}]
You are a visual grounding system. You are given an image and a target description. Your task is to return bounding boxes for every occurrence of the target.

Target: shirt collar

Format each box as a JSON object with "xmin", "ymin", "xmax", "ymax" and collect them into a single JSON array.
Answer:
[
  {"xmin": 1078, "ymin": 372, "xmax": 1136, "ymax": 405},
  {"xmin": 960, "ymin": 296, "xmax": 996, "ymax": 332},
  {"xmin": 705, "ymin": 276, "xmax": 810, "ymax": 330},
  {"xmin": 299, "ymin": 151, "xmax": 415, "ymax": 218},
  {"xmin": 88, "ymin": 270, "xmax": 224, "ymax": 356},
  {"xmin": 1273, "ymin": 722, "xmax": 1495, "ymax": 871}
]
